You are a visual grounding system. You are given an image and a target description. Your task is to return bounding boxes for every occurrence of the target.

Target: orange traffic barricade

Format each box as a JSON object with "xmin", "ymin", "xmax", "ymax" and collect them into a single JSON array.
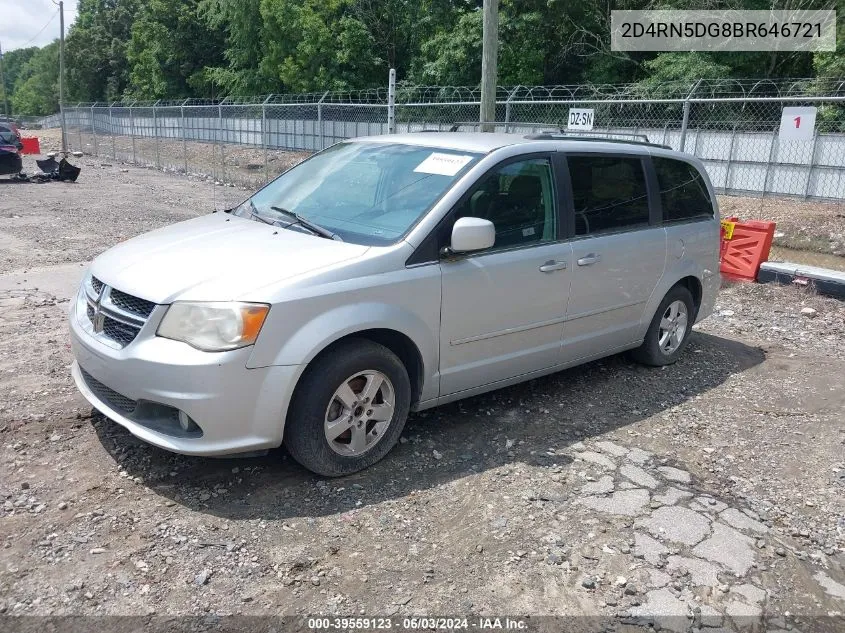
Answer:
[
  {"xmin": 719, "ymin": 218, "xmax": 776, "ymax": 281},
  {"xmin": 20, "ymin": 137, "xmax": 41, "ymax": 154}
]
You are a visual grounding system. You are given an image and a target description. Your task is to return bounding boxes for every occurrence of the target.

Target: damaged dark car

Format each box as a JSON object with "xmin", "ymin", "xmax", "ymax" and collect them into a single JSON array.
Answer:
[{"xmin": 0, "ymin": 129, "xmax": 23, "ymax": 177}]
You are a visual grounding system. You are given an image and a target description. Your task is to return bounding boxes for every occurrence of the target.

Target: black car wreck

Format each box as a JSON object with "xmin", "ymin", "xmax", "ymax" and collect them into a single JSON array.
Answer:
[{"xmin": 0, "ymin": 130, "xmax": 23, "ymax": 177}]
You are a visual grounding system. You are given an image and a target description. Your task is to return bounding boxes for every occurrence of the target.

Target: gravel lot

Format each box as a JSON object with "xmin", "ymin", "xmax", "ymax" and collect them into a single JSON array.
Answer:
[{"xmin": 1, "ymin": 154, "xmax": 844, "ymax": 631}]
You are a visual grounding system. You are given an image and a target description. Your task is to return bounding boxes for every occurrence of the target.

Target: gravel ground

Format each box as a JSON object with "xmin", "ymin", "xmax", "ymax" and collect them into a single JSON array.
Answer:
[{"xmin": 1, "ymin": 156, "xmax": 844, "ymax": 631}]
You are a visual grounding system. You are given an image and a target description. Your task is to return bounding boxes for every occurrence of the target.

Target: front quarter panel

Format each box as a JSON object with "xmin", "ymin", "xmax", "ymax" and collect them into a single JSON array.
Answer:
[{"xmin": 245, "ymin": 261, "xmax": 442, "ymax": 403}]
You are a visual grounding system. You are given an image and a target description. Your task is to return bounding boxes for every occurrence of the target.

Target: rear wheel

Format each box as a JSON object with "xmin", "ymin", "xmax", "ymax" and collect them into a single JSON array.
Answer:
[
  {"xmin": 631, "ymin": 285, "xmax": 695, "ymax": 366},
  {"xmin": 284, "ymin": 339, "xmax": 411, "ymax": 476}
]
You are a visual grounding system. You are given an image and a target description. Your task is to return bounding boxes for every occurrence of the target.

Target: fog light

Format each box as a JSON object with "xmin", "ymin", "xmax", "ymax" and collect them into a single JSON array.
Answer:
[{"xmin": 178, "ymin": 411, "xmax": 195, "ymax": 432}]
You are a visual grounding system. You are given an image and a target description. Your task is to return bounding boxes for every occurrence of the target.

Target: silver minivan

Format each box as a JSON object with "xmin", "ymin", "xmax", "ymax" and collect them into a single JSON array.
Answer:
[{"xmin": 69, "ymin": 133, "xmax": 720, "ymax": 475}]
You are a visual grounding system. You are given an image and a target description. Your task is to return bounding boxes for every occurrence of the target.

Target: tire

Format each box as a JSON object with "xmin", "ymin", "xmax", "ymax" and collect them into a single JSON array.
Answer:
[
  {"xmin": 631, "ymin": 285, "xmax": 695, "ymax": 367},
  {"xmin": 284, "ymin": 338, "xmax": 411, "ymax": 477}
]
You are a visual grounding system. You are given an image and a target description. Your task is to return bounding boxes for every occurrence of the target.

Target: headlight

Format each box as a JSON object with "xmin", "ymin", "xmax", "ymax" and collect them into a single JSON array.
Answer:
[{"xmin": 157, "ymin": 302, "xmax": 270, "ymax": 351}]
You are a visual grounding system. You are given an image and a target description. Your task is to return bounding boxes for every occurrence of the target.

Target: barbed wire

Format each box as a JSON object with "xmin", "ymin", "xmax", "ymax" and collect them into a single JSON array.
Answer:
[{"xmin": 57, "ymin": 78, "xmax": 845, "ymax": 113}]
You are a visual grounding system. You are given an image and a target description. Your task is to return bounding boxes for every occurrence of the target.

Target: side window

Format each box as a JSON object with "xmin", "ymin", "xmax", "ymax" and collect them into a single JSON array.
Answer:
[
  {"xmin": 454, "ymin": 158, "xmax": 557, "ymax": 250},
  {"xmin": 566, "ymin": 155, "xmax": 650, "ymax": 236},
  {"xmin": 653, "ymin": 157, "xmax": 714, "ymax": 222}
]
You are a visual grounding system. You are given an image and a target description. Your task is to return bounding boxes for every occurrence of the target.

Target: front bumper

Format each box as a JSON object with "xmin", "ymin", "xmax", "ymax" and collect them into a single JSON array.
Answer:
[{"xmin": 69, "ymin": 293, "xmax": 299, "ymax": 456}]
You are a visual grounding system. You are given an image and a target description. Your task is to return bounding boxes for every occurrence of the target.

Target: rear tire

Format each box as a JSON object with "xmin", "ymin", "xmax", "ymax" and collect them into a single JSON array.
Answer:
[
  {"xmin": 284, "ymin": 338, "xmax": 411, "ymax": 477},
  {"xmin": 631, "ymin": 285, "xmax": 695, "ymax": 367}
]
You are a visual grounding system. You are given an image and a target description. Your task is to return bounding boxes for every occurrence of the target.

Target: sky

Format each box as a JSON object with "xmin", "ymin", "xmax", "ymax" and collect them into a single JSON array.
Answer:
[{"xmin": 0, "ymin": 0, "xmax": 79, "ymax": 53}]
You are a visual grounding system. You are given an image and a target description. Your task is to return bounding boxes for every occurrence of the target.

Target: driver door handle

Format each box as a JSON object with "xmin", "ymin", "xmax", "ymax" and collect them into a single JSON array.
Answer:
[
  {"xmin": 577, "ymin": 253, "xmax": 601, "ymax": 266},
  {"xmin": 539, "ymin": 260, "xmax": 567, "ymax": 273}
]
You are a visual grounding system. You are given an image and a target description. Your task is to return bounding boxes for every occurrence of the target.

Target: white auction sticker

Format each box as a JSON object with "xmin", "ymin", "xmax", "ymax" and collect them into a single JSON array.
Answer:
[{"xmin": 413, "ymin": 153, "xmax": 474, "ymax": 176}]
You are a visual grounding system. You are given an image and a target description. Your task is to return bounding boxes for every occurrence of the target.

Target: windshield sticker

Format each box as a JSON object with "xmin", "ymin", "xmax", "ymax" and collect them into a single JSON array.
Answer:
[{"xmin": 413, "ymin": 153, "xmax": 474, "ymax": 176}]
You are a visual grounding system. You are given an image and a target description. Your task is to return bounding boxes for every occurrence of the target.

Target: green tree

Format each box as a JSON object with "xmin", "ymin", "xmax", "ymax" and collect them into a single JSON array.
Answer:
[
  {"xmin": 199, "ymin": 0, "xmax": 274, "ymax": 96},
  {"xmin": 259, "ymin": 0, "xmax": 381, "ymax": 92},
  {"xmin": 11, "ymin": 42, "xmax": 60, "ymax": 116},
  {"xmin": 65, "ymin": 0, "xmax": 141, "ymax": 102},
  {"xmin": 126, "ymin": 0, "xmax": 225, "ymax": 99},
  {"xmin": 1, "ymin": 47, "xmax": 39, "ymax": 113}
]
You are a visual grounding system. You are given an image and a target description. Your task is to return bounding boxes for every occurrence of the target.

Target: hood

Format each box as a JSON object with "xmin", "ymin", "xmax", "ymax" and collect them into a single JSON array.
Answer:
[{"xmin": 90, "ymin": 213, "xmax": 369, "ymax": 303}]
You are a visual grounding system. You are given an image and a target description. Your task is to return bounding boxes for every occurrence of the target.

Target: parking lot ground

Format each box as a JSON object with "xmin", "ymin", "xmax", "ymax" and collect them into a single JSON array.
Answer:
[{"xmin": 1, "ymin": 157, "xmax": 844, "ymax": 629}]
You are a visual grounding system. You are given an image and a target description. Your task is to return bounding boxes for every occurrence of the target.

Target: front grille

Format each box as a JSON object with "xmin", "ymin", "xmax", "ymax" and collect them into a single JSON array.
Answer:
[
  {"xmin": 80, "ymin": 368, "xmax": 137, "ymax": 414},
  {"xmin": 83, "ymin": 278, "xmax": 157, "ymax": 349},
  {"xmin": 103, "ymin": 317, "xmax": 140, "ymax": 346},
  {"xmin": 110, "ymin": 289, "xmax": 156, "ymax": 318}
]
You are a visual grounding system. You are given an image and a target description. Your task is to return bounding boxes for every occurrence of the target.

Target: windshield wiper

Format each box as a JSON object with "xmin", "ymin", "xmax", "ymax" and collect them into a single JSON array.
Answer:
[
  {"xmin": 270, "ymin": 206, "xmax": 342, "ymax": 241},
  {"xmin": 244, "ymin": 200, "xmax": 275, "ymax": 225}
]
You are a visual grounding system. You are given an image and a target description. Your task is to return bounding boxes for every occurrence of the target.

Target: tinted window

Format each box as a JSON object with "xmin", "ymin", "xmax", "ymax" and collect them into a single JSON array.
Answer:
[
  {"xmin": 454, "ymin": 158, "xmax": 557, "ymax": 250},
  {"xmin": 567, "ymin": 155, "xmax": 650, "ymax": 236},
  {"xmin": 653, "ymin": 157, "xmax": 713, "ymax": 222}
]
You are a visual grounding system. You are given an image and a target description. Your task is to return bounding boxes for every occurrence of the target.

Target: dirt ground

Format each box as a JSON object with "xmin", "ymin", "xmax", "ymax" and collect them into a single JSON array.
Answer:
[{"xmin": 1, "ymin": 153, "xmax": 844, "ymax": 631}]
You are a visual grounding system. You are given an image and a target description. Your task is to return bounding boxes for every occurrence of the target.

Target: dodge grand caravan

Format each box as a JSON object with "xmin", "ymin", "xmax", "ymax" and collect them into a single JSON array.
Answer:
[{"xmin": 69, "ymin": 133, "xmax": 720, "ymax": 476}]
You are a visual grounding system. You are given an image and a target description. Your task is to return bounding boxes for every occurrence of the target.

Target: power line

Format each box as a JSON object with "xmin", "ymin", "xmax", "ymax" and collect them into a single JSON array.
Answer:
[{"xmin": 19, "ymin": 9, "xmax": 60, "ymax": 49}]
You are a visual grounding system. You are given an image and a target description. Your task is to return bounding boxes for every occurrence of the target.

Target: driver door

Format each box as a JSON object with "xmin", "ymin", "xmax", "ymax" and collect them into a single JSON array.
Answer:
[{"xmin": 438, "ymin": 155, "xmax": 572, "ymax": 396}]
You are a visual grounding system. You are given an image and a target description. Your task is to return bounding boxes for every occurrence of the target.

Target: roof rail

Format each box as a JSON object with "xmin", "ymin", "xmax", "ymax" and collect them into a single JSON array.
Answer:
[{"xmin": 523, "ymin": 132, "xmax": 670, "ymax": 149}]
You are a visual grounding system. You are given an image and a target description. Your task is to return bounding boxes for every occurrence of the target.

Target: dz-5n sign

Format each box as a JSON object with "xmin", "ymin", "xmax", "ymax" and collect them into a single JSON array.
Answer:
[{"xmin": 567, "ymin": 108, "xmax": 595, "ymax": 131}]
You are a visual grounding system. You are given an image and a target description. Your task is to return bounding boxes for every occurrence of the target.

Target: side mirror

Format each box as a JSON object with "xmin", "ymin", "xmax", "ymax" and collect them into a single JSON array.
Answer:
[{"xmin": 448, "ymin": 217, "xmax": 495, "ymax": 254}]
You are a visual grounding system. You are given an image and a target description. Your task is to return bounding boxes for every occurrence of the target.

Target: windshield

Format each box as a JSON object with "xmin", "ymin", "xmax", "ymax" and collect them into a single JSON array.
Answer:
[{"xmin": 234, "ymin": 141, "xmax": 482, "ymax": 245}]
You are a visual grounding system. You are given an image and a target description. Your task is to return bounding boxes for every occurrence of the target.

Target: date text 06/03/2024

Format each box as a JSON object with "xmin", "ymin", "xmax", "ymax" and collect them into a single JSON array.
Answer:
[{"xmin": 307, "ymin": 616, "xmax": 530, "ymax": 630}]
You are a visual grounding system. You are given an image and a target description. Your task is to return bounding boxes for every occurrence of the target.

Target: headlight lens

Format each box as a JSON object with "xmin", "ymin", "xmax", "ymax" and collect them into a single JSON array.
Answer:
[{"xmin": 157, "ymin": 302, "xmax": 270, "ymax": 351}]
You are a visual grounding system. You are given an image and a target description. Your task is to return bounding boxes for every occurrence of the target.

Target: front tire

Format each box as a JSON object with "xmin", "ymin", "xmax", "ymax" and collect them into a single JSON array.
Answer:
[
  {"xmin": 284, "ymin": 339, "xmax": 411, "ymax": 477},
  {"xmin": 631, "ymin": 285, "xmax": 695, "ymax": 366}
]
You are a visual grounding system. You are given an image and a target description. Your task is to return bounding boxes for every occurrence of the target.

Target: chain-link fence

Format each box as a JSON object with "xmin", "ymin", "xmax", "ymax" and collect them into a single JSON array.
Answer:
[{"xmin": 45, "ymin": 77, "xmax": 845, "ymax": 269}]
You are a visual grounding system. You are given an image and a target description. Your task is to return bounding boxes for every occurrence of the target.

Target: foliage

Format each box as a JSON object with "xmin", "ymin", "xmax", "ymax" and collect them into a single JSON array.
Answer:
[
  {"xmin": 1, "ymin": 47, "xmax": 39, "ymax": 111},
  {"xmin": 64, "ymin": 0, "xmax": 142, "ymax": 103},
  {"xmin": 11, "ymin": 43, "xmax": 60, "ymax": 116},
  {"xmin": 3, "ymin": 0, "xmax": 844, "ymax": 113},
  {"xmin": 126, "ymin": 0, "xmax": 226, "ymax": 99}
]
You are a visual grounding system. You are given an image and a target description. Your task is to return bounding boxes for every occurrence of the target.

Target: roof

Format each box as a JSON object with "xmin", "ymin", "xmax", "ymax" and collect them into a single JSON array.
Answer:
[
  {"xmin": 355, "ymin": 132, "xmax": 522, "ymax": 153},
  {"xmin": 351, "ymin": 131, "xmax": 671, "ymax": 154}
]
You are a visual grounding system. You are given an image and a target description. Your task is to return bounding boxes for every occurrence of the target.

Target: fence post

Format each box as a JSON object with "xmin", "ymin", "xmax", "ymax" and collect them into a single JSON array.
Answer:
[
  {"xmin": 129, "ymin": 100, "xmax": 137, "ymax": 164},
  {"xmin": 153, "ymin": 99, "xmax": 161, "ymax": 169},
  {"xmin": 109, "ymin": 102, "xmax": 116, "ymax": 159},
  {"xmin": 181, "ymin": 98, "xmax": 189, "ymax": 175},
  {"xmin": 387, "ymin": 68, "xmax": 396, "ymax": 134},
  {"xmin": 317, "ymin": 91, "xmax": 328, "ymax": 150},
  {"xmin": 761, "ymin": 126, "xmax": 779, "ymax": 206},
  {"xmin": 679, "ymin": 79, "xmax": 702, "ymax": 152},
  {"xmin": 262, "ymin": 94, "xmax": 272, "ymax": 183},
  {"xmin": 504, "ymin": 85, "xmax": 520, "ymax": 132},
  {"xmin": 679, "ymin": 101, "xmax": 691, "ymax": 152},
  {"xmin": 723, "ymin": 123, "xmax": 739, "ymax": 194},
  {"xmin": 803, "ymin": 129, "xmax": 820, "ymax": 199},
  {"xmin": 218, "ymin": 103, "xmax": 225, "ymax": 183},
  {"xmin": 91, "ymin": 104, "xmax": 98, "ymax": 156},
  {"xmin": 76, "ymin": 102, "xmax": 83, "ymax": 152}
]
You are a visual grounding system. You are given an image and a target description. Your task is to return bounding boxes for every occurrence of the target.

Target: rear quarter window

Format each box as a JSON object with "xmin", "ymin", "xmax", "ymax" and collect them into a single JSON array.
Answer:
[
  {"xmin": 566, "ymin": 155, "xmax": 650, "ymax": 236},
  {"xmin": 653, "ymin": 157, "xmax": 714, "ymax": 223}
]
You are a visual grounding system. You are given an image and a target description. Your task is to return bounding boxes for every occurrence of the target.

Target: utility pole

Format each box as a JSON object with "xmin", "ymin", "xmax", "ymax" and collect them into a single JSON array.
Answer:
[
  {"xmin": 0, "ymin": 40, "xmax": 9, "ymax": 119},
  {"xmin": 479, "ymin": 0, "xmax": 499, "ymax": 132},
  {"xmin": 58, "ymin": 0, "xmax": 68, "ymax": 154}
]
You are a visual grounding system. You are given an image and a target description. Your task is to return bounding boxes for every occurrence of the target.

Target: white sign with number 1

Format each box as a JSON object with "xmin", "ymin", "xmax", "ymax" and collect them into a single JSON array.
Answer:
[{"xmin": 779, "ymin": 106, "xmax": 816, "ymax": 141}]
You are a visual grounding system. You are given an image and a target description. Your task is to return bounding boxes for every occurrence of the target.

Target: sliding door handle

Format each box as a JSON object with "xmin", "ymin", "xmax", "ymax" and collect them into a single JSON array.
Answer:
[
  {"xmin": 577, "ymin": 253, "xmax": 601, "ymax": 266},
  {"xmin": 539, "ymin": 260, "xmax": 567, "ymax": 273}
]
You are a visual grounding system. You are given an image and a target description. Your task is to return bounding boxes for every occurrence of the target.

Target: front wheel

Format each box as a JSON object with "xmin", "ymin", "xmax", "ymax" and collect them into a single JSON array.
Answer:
[
  {"xmin": 631, "ymin": 285, "xmax": 695, "ymax": 366},
  {"xmin": 284, "ymin": 339, "xmax": 411, "ymax": 476}
]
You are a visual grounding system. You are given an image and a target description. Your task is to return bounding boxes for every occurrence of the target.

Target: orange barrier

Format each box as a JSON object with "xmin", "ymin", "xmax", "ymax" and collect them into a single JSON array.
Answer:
[
  {"xmin": 719, "ymin": 218, "xmax": 776, "ymax": 281},
  {"xmin": 20, "ymin": 137, "xmax": 41, "ymax": 154}
]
